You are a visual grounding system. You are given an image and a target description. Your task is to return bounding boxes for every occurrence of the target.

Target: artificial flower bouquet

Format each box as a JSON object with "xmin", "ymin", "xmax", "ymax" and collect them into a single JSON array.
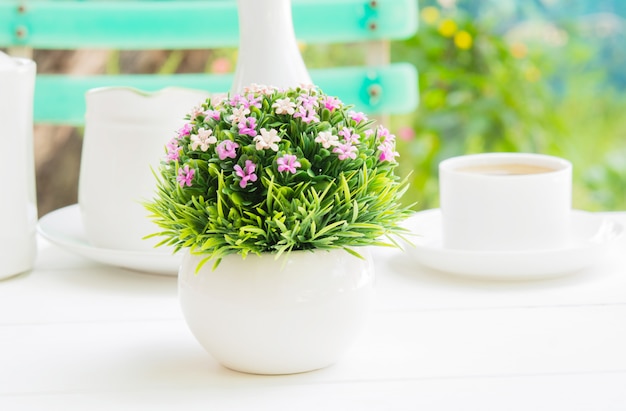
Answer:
[{"xmin": 145, "ymin": 84, "xmax": 412, "ymax": 268}]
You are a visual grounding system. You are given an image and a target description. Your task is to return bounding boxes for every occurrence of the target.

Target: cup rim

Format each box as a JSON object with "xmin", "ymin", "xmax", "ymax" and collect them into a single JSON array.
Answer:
[
  {"xmin": 85, "ymin": 85, "xmax": 208, "ymax": 99},
  {"xmin": 0, "ymin": 56, "xmax": 36, "ymax": 73},
  {"xmin": 439, "ymin": 152, "xmax": 572, "ymax": 177}
]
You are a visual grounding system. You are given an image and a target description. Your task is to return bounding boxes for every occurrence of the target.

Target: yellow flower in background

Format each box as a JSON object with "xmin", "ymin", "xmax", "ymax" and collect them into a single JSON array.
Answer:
[
  {"xmin": 510, "ymin": 42, "xmax": 528, "ymax": 59},
  {"xmin": 421, "ymin": 6, "xmax": 440, "ymax": 25},
  {"xmin": 454, "ymin": 30, "xmax": 473, "ymax": 50},
  {"xmin": 524, "ymin": 65, "xmax": 541, "ymax": 82},
  {"xmin": 438, "ymin": 19, "xmax": 457, "ymax": 37}
]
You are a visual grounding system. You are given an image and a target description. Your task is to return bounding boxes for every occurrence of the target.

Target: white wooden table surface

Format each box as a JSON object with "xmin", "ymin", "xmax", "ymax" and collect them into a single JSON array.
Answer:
[{"xmin": 1, "ymin": 212, "xmax": 626, "ymax": 411}]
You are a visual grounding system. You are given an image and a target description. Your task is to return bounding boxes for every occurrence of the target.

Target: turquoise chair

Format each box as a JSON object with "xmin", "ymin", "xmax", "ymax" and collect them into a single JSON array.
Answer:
[{"xmin": 0, "ymin": 0, "xmax": 419, "ymax": 125}]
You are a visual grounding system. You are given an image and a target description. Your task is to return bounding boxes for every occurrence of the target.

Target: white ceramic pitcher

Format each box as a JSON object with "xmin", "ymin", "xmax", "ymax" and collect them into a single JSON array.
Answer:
[
  {"xmin": 0, "ymin": 52, "xmax": 37, "ymax": 279},
  {"xmin": 79, "ymin": 87, "xmax": 209, "ymax": 252}
]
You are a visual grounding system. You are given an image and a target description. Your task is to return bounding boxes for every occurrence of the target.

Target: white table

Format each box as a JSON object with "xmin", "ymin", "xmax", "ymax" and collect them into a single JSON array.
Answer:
[{"xmin": 2, "ymin": 213, "xmax": 626, "ymax": 411}]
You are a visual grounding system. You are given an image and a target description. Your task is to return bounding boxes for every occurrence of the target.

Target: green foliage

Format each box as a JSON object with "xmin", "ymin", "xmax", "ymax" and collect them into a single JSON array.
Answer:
[
  {"xmin": 391, "ymin": 5, "xmax": 561, "ymax": 209},
  {"xmin": 389, "ymin": 3, "xmax": 626, "ymax": 211},
  {"xmin": 145, "ymin": 85, "xmax": 413, "ymax": 266},
  {"xmin": 535, "ymin": 31, "xmax": 626, "ymax": 211},
  {"xmin": 582, "ymin": 149, "xmax": 626, "ymax": 211}
]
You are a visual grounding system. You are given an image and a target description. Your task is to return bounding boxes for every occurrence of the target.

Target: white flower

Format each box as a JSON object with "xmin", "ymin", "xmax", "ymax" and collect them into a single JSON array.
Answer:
[
  {"xmin": 189, "ymin": 105, "xmax": 204, "ymax": 120},
  {"xmin": 254, "ymin": 128, "xmax": 281, "ymax": 151},
  {"xmin": 315, "ymin": 131, "xmax": 339, "ymax": 149},
  {"xmin": 244, "ymin": 83, "xmax": 277, "ymax": 95},
  {"xmin": 190, "ymin": 128, "xmax": 217, "ymax": 151},
  {"xmin": 272, "ymin": 97, "xmax": 296, "ymax": 115},
  {"xmin": 210, "ymin": 92, "xmax": 228, "ymax": 108},
  {"xmin": 229, "ymin": 106, "xmax": 250, "ymax": 125}
]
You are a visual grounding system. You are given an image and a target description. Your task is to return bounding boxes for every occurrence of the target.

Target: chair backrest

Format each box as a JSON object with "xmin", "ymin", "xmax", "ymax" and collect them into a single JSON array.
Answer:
[{"xmin": 0, "ymin": 0, "xmax": 419, "ymax": 126}]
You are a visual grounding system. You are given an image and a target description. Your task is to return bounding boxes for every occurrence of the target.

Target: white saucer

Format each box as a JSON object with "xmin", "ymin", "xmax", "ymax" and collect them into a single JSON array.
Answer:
[
  {"xmin": 402, "ymin": 209, "xmax": 623, "ymax": 280},
  {"xmin": 37, "ymin": 204, "xmax": 180, "ymax": 276}
]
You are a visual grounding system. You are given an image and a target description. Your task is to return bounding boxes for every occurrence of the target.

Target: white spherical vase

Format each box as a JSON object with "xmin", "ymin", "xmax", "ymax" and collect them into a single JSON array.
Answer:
[{"xmin": 178, "ymin": 248, "xmax": 375, "ymax": 375}]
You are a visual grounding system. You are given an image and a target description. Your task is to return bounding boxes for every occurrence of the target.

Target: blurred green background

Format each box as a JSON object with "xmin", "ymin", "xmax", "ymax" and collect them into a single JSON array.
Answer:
[
  {"xmin": 387, "ymin": 0, "xmax": 626, "ymax": 211},
  {"xmin": 102, "ymin": 0, "xmax": 626, "ymax": 212},
  {"xmin": 13, "ymin": 0, "xmax": 626, "ymax": 215}
]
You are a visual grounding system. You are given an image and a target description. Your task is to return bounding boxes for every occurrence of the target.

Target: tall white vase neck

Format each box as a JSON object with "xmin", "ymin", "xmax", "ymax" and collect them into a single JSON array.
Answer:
[{"xmin": 231, "ymin": 0, "xmax": 312, "ymax": 94}]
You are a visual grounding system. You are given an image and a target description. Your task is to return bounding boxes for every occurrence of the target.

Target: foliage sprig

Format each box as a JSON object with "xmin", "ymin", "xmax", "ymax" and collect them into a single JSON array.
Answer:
[{"xmin": 145, "ymin": 84, "xmax": 412, "ymax": 268}]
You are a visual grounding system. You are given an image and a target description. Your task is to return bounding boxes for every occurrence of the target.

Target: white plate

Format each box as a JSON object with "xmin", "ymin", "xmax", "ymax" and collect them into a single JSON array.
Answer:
[
  {"xmin": 402, "ymin": 209, "xmax": 623, "ymax": 280},
  {"xmin": 37, "ymin": 204, "xmax": 180, "ymax": 276}
]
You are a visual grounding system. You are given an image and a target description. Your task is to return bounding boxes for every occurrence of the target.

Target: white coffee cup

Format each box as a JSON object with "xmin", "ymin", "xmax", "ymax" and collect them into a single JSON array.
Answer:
[
  {"xmin": 439, "ymin": 152, "xmax": 572, "ymax": 251},
  {"xmin": 79, "ymin": 87, "xmax": 209, "ymax": 252}
]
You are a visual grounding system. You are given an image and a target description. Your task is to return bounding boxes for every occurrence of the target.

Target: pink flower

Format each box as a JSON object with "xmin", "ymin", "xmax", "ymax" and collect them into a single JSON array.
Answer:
[
  {"xmin": 297, "ymin": 94, "xmax": 319, "ymax": 109},
  {"xmin": 166, "ymin": 138, "xmax": 181, "ymax": 162},
  {"xmin": 204, "ymin": 109, "xmax": 221, "ymax": 121},
  {"xmin": 398, "ymin": 126, "xmax": 415, "ymax": 141},
  {"xmin": 375, "ymin": 126, "xmax": 397, "ymax": 161},
  {"xmin": 293, "ymin": 106, "xmax": 319, "ymax": 124},
  {"xmin": 378, "ymin": 141, "xmax": 399, "ymax": 162},
  {"xmin": 322, "ymin": 96, "xmax": 341, "ymax": 111},
  {"xmin": 338, "ymin": 127, "xmax": 359, "ymax": 144},
  {"xmin": 333, "ymin": 143, "xmax": 358, "ymax": 160},
  {"xmin": 229, "ymin": 94, "xmax": 244, "ymax": 107},
  {"xmin": 176, "ymin": 164, "xmax": 195, "ymax": 187},
  {"xmin": 234, "ymin": 160, "xmax": 258, "ymax": 188},
  {"xmin": 178, "ymin": 123, "xmax": 192, "ymax": 137},
  {"xmin": 242, "ymin": 94, "xmax": 262, "ymax": 109},
  {"xmin": 210, "ymin": 57, "xmax": 231, "ymax": 74},
  {"xmin": 238, "ymin": 116, "xmax": 257, "ymax": 136},
  {"xmin": 276, "ymin": 154, "xmax": 301, "ymax": 174},
  {"xmin": 376, "ymin": 125, "xmax": 393, "ymax": 140},
  {"xmin": 216, "ymin": 140, "xmax": 239, "ymax": 160},
  {"xmin": 349, "ymin": 111, "xmax": 368, "ymax": 123}
]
